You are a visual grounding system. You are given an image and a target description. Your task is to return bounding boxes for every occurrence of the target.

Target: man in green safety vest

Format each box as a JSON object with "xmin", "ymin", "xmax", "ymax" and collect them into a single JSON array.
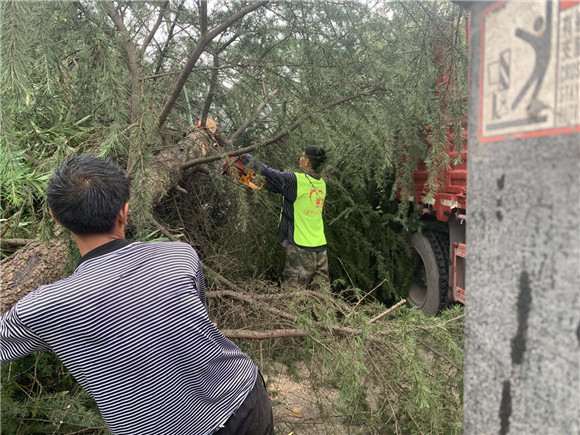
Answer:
[{"xmin": 244, "ymin": 147, "xmax": 329, "ymax": 288}]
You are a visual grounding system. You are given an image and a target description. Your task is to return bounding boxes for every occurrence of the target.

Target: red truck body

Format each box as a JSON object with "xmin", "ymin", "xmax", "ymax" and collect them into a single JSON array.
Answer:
[
  {"xmin": 412, "ymin": 140, "xmax": 467, "ymax": 223},
  {"xmin": 410, "ymin": 132, "xmax": 468, "ymax": 311}
]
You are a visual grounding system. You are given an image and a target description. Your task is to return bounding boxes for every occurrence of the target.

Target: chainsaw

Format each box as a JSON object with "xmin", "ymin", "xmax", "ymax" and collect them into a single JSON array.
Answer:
[{"xmin": 221, "ymin": 156, "xmax": 264, "ymax": 190}]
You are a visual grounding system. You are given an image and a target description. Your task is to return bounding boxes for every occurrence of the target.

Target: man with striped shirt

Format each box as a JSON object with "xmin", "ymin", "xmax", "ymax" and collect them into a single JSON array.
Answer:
[
  {"xmin": 0, "ymin": 154, "xmax": 273, "ymax": 435},
  {"xmin": 245, "ymin": 147, "xmax": 330, "ymax": 288}
]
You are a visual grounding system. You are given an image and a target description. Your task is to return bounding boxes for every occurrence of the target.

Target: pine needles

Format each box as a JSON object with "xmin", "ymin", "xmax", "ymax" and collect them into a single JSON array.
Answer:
[{"xmin": 206, "ymin": 277, "xmax": 464, "ymax": 434}]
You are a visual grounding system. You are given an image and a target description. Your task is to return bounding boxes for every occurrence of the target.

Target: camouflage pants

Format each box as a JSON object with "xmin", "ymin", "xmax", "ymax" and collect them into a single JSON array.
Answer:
[{"xmin": 283, "ymin": 244, "xmax": 330, "ymax": 288}]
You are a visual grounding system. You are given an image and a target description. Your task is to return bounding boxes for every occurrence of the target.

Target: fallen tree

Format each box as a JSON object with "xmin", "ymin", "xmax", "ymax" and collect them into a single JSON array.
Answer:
[
  {"xmin": 2, "ymin": 1, "xmax": 467, "ymax": 306},
  {"xmin": 1, "ymin": 0, "xmax": 392, "ymax": 311},
  {"xmin": 204, "ymin": 278, "xmax": 465, "ymax": 434},
  {"xmin": 2, "ymin": 2, "xmax": 469, "ymax": 431},
  {"xmin": 0, "ymin": 84, "xmax": 386, "ymax": 314}
]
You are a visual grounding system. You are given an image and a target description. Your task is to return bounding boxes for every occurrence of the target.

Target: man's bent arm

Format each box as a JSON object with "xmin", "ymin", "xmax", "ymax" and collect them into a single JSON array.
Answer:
[{"xmin": 1, "ymin": 307, "xmax": 52, "ymax": 364}]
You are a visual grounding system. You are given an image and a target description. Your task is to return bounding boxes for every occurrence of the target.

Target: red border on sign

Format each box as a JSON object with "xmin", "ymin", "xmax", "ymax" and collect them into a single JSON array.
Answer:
[
  {"xmin": 560, "ymin": 0, "xmax": 579, "ymax": 11},
  {"xmin": 478, "ymin": 0, "xmax": 507, "ymax": 143},
  {"xmin": 478, "ymin": 0, "xmax": 580, "ymax": 143}
]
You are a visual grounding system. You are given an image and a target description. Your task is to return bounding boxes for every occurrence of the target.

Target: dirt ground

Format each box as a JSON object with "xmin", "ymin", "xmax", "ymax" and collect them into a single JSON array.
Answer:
[{"xmin": 265, "ymin": 363, "xmax": 367, "ymax": 435}]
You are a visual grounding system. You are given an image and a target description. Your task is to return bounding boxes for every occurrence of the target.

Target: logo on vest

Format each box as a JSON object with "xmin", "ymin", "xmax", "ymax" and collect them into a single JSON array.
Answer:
[{"xmin": 309, "ymin": 189, "xmax": 324, "ymax": 208}]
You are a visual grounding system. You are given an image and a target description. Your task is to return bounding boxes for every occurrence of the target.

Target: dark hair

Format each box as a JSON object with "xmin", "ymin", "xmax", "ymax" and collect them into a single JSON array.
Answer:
[
  {"xmin": 46, "ymin": 154, "xmax": 130, "ymax": 234},
  {"xmin": 304, "ymin": 146, "xmax": 327, "ymax": 171}
]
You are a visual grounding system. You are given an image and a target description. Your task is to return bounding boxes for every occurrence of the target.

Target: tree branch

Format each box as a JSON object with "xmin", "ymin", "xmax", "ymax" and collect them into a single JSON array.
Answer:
[
  {"xmin": 1, "ymin": 238, "xmax": 35, "ymax": 247},
  {"xmin": 221, "ymin": 329, "xmax": 308, "ymax": 339},
  {"xmin": 207, "ymin": 287, "xmax": 403, "ymax": 340},
  {"xmin": 139, "ymin": 0, "xmax": 170, "ymax": 58},
  {"xmin": 199, "ymin": 0, "xmax": 208, "ymax": 36},
  {"xmin": 152, "ymin": 219, "xmax": 178, "ymax": 241},
  {"xmin": 105, "ymin": 0, "xmax": 142, "ymax": 122},
  {"xmin": 369, "ymin": 299, "xmax": 407, "ymax": 323},
  {"xmin": 230, "ymin": 88, "xmax": 278, "ymax": 144},
  {"xmin": 158, "ymin": 0, "xmax": 269, "ymax": 128},
  {"xmin": 180, "ymin": 86, "xmax": 386, "ymax": 169},
  {"xmin": 417, "ymin": 338, "xmax": 462, "ymax": 370},
  {"xmin": 153, "ymin": 0, "xmax": 184, "ymax": 76},
  {"xmin": 200, "ymin": 61, "xmax": 224, "ymax": 126},
  {"xmin": 199, "ymin": 36, "xmax": 239, "ymax": 127}
]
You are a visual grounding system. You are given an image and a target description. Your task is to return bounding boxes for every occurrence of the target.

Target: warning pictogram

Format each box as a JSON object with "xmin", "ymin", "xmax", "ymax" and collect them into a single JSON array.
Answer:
[
  {"xmin": 488, "ymin": 49, "xmax": 511, "ymax": 120},
  {"xmin": 479, "ymin": 0, "xmax": 580, "ymax": 142}
]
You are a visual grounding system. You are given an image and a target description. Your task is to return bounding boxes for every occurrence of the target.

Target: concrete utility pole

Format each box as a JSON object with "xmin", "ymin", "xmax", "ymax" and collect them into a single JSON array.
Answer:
[{"xmin": 463, "ymin": 1, "xmax": 579, "ymax": 434}]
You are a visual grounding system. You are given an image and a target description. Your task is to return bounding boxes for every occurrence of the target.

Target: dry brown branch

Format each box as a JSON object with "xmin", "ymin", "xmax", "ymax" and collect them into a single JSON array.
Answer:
[
  {"xmin": 221, "ymin": 329, "xmax": 308, "ymax": 339},
  {"xmin": 369, "ymin": 299, "xmax": 407, "ymax": 323},
  {"xmin": 1, "ymin": 238, "xmax": 35, "ymax": 247}
]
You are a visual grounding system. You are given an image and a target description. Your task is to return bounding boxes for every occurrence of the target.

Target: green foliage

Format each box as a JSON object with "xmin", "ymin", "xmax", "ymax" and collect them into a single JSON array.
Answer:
[
  {"xmin": 0, "ymin": 0, "xmax": 128, "ymax": 239},
  {"xmin": 179, "ymin": 0, "xmax": 468, "ymax": 303},
  {"xmin": 1, "ymin": 286, "xmax": 464, "ymax": 434},
  {"xmin": 207, "ymin": 279, "xmax": 464, "ymax": 434},
  {"xmin": 1, "ymin": 0, "xmax": 467, "ymax": 293},
  {"xmin": 1, "ymin": 353, "xmax": 109, "ymax": 434}
]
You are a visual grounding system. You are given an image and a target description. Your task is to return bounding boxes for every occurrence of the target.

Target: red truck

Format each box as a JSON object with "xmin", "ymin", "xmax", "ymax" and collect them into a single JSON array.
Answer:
[{"xmin": 406, "ymin": 132, "xmax": 467, "ymax": 316}]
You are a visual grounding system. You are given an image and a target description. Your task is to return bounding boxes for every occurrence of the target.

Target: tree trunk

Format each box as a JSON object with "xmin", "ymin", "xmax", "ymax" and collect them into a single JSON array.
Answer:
[
  {"xmin": 1, "ymin": 238, "xmax": 67, "ymax": 314},
  {"xmin": 137, "ymin": 128, "xmax": 210, "ymax": 205}
]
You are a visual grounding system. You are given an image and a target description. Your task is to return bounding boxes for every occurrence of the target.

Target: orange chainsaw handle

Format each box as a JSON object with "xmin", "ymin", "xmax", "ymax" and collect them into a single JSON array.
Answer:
[{"xmin": 222, "ymin": 156, "xmax": 264, "ymax": 190}]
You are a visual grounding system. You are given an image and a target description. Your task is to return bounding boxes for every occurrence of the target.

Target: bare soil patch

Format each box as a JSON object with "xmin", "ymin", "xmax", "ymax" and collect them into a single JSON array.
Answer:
[{"xmin": 265, "ymin": 363, "xmax": 368, "ymax": 435}]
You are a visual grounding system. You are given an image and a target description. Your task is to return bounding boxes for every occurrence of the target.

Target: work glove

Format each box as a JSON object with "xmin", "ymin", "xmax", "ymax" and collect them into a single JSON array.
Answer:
[{"xmin": 240, "ymin": 153, "xmax": 253, "ymax": 165}]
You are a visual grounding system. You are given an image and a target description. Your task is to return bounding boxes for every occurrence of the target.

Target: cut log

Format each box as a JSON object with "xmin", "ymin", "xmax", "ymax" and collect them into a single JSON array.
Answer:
[
  {"xmin": 1, "ymin": 238, "xmax": 67, "ymax": 314},
  {"xmin": 136, "ymin": 128, "xmax": 211, "ymax": 204}
]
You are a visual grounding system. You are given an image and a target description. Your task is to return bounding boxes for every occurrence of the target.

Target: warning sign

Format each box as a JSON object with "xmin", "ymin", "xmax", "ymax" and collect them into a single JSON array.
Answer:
[{"xmin": 479, "ymin": 0, "xmax": 580, "ymax": 142}]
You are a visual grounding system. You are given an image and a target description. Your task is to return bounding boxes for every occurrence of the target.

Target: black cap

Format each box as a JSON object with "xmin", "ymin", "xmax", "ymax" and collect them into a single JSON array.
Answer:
[{"xmin": 304, "ymin": 146, "xmax": 326, "ymax": 170}]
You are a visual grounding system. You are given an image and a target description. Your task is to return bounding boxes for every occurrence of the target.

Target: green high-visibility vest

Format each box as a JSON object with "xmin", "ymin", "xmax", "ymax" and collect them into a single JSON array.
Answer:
[{"xmin": 292, "ymin": 173, "xmax": 327, "ymax": 247}]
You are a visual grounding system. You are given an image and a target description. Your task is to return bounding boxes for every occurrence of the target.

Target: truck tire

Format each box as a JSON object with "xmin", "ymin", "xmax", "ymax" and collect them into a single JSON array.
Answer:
[{"xmin": 407, "ymin": 231, "xmax": 449, "ymax": 316}]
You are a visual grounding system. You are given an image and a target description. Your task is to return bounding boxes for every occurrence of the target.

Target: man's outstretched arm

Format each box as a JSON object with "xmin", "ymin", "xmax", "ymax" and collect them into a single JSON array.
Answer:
[
  {"xmin": 244, "ymin": 154, "xmax": 296, "ymax": 200},
  {"xmin": 1, "ymin": 306, "xmax": 52, "ymax": 364}
]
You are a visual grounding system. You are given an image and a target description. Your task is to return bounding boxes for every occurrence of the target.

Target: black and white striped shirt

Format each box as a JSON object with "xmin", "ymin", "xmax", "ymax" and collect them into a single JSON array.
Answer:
[{"xmin": 1, "ymin": 240, "xmax": 257, "ymax": 435}]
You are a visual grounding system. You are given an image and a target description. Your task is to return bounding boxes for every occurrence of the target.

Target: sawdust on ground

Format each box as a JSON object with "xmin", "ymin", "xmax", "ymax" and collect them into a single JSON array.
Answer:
[{"xmin": 264, "ymin": 363, "xmax": 367, "ymax": 435}]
